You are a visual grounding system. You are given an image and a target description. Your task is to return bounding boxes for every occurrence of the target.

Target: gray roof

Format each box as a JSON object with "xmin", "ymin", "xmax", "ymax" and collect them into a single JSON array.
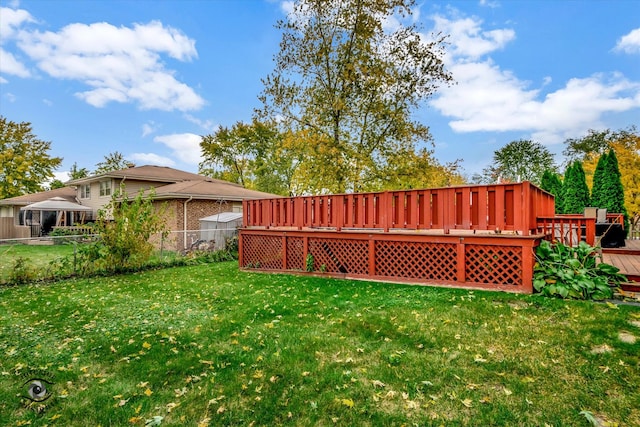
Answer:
[
  {"xmin": 20, "ymin": 197, "xmax": 92, "ymax": 212},
  {"xmin": 200, "ymin": 212, "xmax": 244, "ymax": 223}
]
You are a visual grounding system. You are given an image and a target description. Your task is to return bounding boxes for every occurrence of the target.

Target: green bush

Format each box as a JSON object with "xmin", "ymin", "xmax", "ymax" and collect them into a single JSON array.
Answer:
[
  {"xmin": 533, "ymin": 240, "xmax": 626, "ymax": 300},
  {"xmin": 9, "ymin": 257, "xmax": 35, "ymax": 284}
]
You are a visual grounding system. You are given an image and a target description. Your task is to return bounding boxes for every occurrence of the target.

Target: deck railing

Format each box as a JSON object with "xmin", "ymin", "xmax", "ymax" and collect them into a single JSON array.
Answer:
[{"xmin": 244, "ymin": 182, "xmax": 555, "ymax": 236}]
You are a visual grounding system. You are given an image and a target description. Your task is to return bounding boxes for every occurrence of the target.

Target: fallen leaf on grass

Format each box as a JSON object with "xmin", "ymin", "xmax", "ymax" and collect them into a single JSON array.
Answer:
[
  {"xmin": 461, "ymin": 398, "xmax": 473, "ymax": 408},
  {"xmin": 591, "ymin": 344, "xmax": 613, "ymax": 354},
  {"xmin": 341, "ymin": 398, "xmax": 355, "ymax": 408},
  {"xmin": 145, "ymin": 416, "xmax": 163, "ymax": 426},
  {"xmin": 144, "ymin": 388, "xmax": 153, "ymax": 397},
  {"xmin": 618, "ymin": 332, "xmax": 636, "ymax": 344},
  {"xmin": 371, "ymin": 380, "xmax": 386, "ymax": 388}
]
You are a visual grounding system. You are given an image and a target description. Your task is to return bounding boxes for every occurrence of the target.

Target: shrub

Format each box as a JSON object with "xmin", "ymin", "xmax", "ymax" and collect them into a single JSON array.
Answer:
[
  {"xmin": 533, "ymin": 240, "xmax": 626, "ymax": 300},
  {"xmin": 9, "ymin": 257, "xmax": 35, "ymax": 284}
]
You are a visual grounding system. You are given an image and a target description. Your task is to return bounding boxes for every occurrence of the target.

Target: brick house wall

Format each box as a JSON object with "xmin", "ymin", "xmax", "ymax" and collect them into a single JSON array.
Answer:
[{"xmin": 155, "ymin": 199, "xmax": 236, "ymax": 252}]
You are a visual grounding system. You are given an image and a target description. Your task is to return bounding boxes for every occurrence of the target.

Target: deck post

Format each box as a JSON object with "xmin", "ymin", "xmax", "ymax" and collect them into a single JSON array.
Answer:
[
  {"xmin": 368, "ymin": 235, "xmax": 376, "ymax": 276},
  {"xmin": 282, "ymin": 234, "xmax": 288, "ymax": 270},
  {"xmin": 456, "ymin": 238, "xmax": 466, "ymax": 283},
  {"xmin": 521, "ymin": 240, "xmax": 537, "ymax": 293}
]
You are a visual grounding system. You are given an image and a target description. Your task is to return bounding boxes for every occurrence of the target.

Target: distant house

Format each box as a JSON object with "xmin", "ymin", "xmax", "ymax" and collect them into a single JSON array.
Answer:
[
  {"xmin": 0, "ymin": 186, "xmax": 81, "ymax": 240},
  {"xmin": 0, "ymin": 165, "xmax": 278, "ymax": 249}
]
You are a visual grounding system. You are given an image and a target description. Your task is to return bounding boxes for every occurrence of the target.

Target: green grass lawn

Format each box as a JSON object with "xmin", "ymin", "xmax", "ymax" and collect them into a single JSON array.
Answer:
[
  {"xmin": 0, "ymin": 243, "xmax": 78, "ymax": 282},
  {"xmin": 1, "ymin": 262, "xmax": 639, "ymax": 426},
  {"xmin": 0, "ymin": 243, "xmax": 181, "ymax": 284}
]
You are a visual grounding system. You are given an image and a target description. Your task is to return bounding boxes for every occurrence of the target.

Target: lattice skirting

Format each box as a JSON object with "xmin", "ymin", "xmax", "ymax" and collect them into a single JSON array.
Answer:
[{"xmin": 239, "ymin": 229, "xmax": 540, "ymax": 293}]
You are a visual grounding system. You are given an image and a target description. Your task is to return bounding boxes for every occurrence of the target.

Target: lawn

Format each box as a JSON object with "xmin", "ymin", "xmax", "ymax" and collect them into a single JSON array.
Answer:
[
  {"xmin": 0, "ymin": 243, "xmax": 180, "ymax": 284},
  {"xmin": 0, "ymin": 243, "xmax": 78, "ymax": 282},
  {"xmin": 1, "ymin": 262, "xmax": 639, "ymax": 426}
]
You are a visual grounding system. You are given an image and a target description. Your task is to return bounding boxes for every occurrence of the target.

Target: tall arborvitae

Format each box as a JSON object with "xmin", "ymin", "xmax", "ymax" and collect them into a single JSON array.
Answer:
[
  {"xmin": 540, "ymin": 169, "xmax": 564, "ymax": 214},
  {"xmin": 602, "ymin": 149, "xmax": 628, "ymax": 233},
  {"xmin": 563, "ymin": 161, "xmax": 590, "ymax": 214},
  {"xmin": 590, "ymin": 151, "xmax": 608, "ymax": 208}
]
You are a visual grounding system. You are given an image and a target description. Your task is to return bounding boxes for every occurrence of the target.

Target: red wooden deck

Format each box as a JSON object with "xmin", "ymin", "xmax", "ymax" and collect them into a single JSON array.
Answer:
[
  {"xmin": 602, "ymin": 239, "xmax": 640, "ymax": 284},
  {"xmin": 240, "ymin": 182, "xmax": 554, "ymax": 294},
  {"xmin": 239, "ymin": 182, "xmax": 626, "ymax": 294}
]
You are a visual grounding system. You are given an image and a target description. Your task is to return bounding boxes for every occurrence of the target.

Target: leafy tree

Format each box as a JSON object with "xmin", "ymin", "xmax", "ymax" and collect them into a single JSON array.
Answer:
[
  {"xmin": 593, "ymin": 150, "xmax": 628, "ymax": 232},
  {"xmin": 94, "ymin": 151, "xmax": 135, "ymax": 175},
  {"xmin": 589, "ymin": 152, "xmax": 608, "ymax": 209},
  {"xmin": 0, "ymin": 116, "xmax": 63, "ymax": 199},
  {"xmin": 200, "ymin": 120, "xmax": 302, "ymax": 196},
  {"xmin": 95, "ymin": 186, "xmax": 167, "ymax": 270},
  {"xmin": 564, "ymin": 126, "xmax": 639, "ymax": 220},
  {"xmin": 257, "ymin": 0, "xmax": 452, "ymax": 193},
  {"xmin": 49, "ymin": 179, "xmax": 66, "ymax": 190},
  {"xmin": 563, "ymin": 161, "xmax": 590, "ymax": 214},
  {"xmin": 69, "ymin": 162, "xmax": 90, "ymax": 180},
  {"xmin": 540, "ymin": 170, "xmax": 564, "ymax": 214},
  {"xmin": 484, "ymin": 140, "xmax": 556, "ymax": 185},
  {"xmin": 563, "ymin": 129, "xmax": 611, "ymax": 162}
]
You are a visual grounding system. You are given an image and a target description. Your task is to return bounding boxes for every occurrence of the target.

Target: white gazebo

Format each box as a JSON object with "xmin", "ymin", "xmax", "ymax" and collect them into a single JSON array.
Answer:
[{"xmin": 20, "ymin": 197, "xmax": 93, "ymax": 236}]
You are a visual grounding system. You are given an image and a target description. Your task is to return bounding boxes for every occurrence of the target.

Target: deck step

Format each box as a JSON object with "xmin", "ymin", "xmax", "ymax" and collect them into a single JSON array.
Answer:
[{"xmin": 620, "ymin": 282, "xmax": 640, "ymax": 292}]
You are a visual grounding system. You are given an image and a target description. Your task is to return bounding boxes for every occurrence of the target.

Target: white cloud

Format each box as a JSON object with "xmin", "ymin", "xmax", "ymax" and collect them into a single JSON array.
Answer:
[
  {"xmin": 0, "ymin": 6, "xmax": 35, "ymax": 39},
  {"xmin": 129, "ymin": 152, "xmax": 176, "ymax": 167},
  {"xmin": 0, "ymin": 47, "xmax": 31, "ymax": 77},
  {"xmin": 12, "ymin": 17, "xmax": 204, "ymax": 111},
  {"xmin": 154, "ymin": 133, "xmax": 203, "ymax": 165},
  {"xmin": 142, "ymin": 121, "xmax": 158, "ymax": 137},
  {"xmin": 432, "ymin": 15, "xmax": 515, "ymax": 61},
  {"xmin": 183, "ymin": 114, "xmax": 216, "ymax": 132},
  {"xmin": 614, "ymin": 27, "xmax": 640, "ymax": 54},
  {"xmin": 429, "ymin": 14, "xmax": 640, "ymax": 144},
  {"xmin": 0, "ymin": 7, "xmax": 35, "ymax": 78},
  {"xmin": 53, "ymin": 171, "xmax": 71, "ymax": 183},
  {"xmin": 479, "ymin": 0, "xmax": 500, "ymax": 8}
]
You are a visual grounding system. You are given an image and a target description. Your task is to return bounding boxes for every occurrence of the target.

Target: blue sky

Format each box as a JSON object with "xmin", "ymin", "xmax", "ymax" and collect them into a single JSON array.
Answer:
[{"xmin": 1, "ymin": 0, "xmax": 639, "ymax": 184}]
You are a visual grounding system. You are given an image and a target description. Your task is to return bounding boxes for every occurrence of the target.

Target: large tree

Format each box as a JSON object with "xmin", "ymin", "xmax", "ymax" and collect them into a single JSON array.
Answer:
[
  {"xmin": 540, "ymin": 169, "xmax": 564, "ymax": 214},
  {"xmin": 564, "ymin": 127, "xmax": 639, "ymax": 222},
  {"xmin": 257, "ymin": 0, "xmax": 452, "ymax": 193},
  {"xmin": 481, "ymin": 139, "xmax": 556, "ymax": 185},
  {"xmin": 69, "ymin": 162, "xmax": 90, "ymax": 180},
  {"xmin": 0, "ymin": 116, "xmax": 63, "ymax": 199},
  {"xmin": 563, "ymin": 161, "xmax": 590, "ymax": 214},
  {"xmin": 94, "ymin": 151, "xmax": 134, "ymax": 175},
  {"xmin": 200, "ymin": 120, "xmax": 303, "ymax": 196}
]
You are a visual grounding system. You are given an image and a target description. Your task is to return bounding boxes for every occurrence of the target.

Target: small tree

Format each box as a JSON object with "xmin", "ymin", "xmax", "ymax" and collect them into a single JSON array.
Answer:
[
  {"xmin": 540, "ymin": 169, "xmax": 564, "ymax": 214},
  {"xmin": 601, "ymin": 150, "xmax": 628, "ymax": 232},
  {"xmin": 590, "ymin": 152, "xmax": 608, "ymax": 208},
  {"xmin": 563, "ymin": 161, "xmax": 590, "ymax": 214},
  {"xmin": 94, "ymin": 151, "xmax": 135, "ymax": 175},
  {"xmin": 96, "ymin": 186, "xmax": 167, "ymax": 270}
]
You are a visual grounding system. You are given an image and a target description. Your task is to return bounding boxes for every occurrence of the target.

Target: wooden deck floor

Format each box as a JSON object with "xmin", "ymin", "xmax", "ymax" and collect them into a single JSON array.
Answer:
[{"xmin": 602, "ymin": 239, "xmax": 640, "ymax": 282}]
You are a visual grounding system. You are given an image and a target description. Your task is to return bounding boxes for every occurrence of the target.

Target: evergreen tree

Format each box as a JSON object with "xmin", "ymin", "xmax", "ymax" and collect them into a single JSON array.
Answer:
[
  {"xmin": 563, "ymin": 161, "xmax": 590, "ymax": 214},
  {"xmin": 601, "ymin": 150, "xmax": 628, "ymax": 233},
  {"xmin": 590, "ymin": 152, "xmax": 608, "ymax": 208},
  {"xmin": 540, "ymin": 169, "xmax": 564, "ymax": 214}
]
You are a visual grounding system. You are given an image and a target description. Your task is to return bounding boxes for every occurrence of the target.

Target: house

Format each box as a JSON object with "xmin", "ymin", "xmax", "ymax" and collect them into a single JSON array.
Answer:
[{"xmin": 0, "ymin": 165, "xmax": 278, "ymax": 249}]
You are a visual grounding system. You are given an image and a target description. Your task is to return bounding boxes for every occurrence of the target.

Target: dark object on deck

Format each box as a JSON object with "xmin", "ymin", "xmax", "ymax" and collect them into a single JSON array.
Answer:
[{"xmin": 597, "ymin": 223, "xmax": 626, "ymax": 248}]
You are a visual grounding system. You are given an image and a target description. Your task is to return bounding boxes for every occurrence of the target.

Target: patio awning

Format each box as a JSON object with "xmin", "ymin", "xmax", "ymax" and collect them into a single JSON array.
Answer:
[{"xmin": 20, "ymin": 197, "xmax": 92, "ymax": 212}]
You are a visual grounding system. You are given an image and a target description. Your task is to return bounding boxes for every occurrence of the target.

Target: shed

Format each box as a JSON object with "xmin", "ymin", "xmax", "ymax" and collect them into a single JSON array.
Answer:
[{"xmin": 199, "ymin": 212, "xmax": 243, "ymax": 250}]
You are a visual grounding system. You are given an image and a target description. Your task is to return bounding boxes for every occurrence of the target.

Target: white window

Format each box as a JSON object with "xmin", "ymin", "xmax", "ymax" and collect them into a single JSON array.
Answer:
[
  {"xmin": 80, "ymin": 184, "xmax": 91, "ymax": 199},
  {"xmin": 99, "ymin": 180, "xmax": 112, "ymax": 197}
]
